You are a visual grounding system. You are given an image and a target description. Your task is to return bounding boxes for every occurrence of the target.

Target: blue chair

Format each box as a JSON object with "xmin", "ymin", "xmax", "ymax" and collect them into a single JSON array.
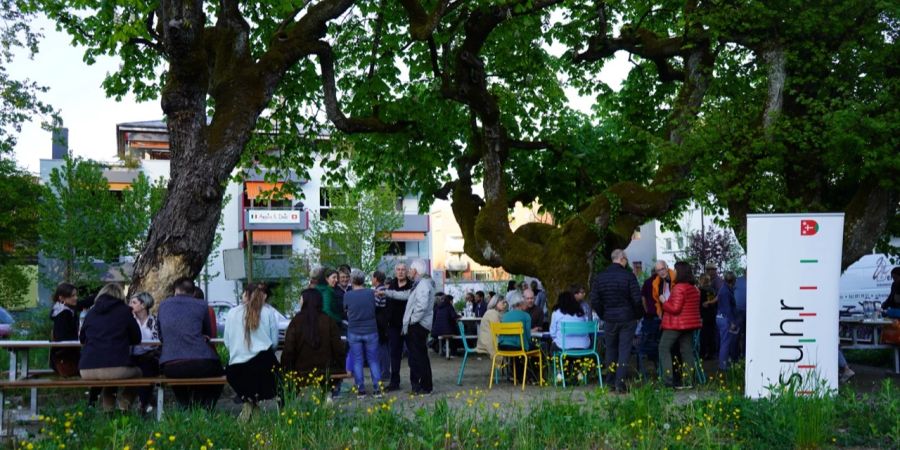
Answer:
[
  {"xmin": 456, "ymin": 322, "xmax": 480, "ymax": 385},
  {"xmin": 552, "ymin": 320, "xmax": 602, "ymax": 388}
]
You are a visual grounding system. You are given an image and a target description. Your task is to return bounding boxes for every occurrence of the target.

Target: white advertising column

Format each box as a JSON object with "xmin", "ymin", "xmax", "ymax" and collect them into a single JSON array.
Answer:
[{"xmin": 745, "ymin": 213, "xmax": 844, "ymax": 398}]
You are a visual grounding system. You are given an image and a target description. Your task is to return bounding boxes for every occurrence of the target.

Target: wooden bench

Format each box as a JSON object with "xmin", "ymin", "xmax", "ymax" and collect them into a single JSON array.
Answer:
[{"xmin": 0, "ymin": 372, "xmax": 354, "ymax": 434}]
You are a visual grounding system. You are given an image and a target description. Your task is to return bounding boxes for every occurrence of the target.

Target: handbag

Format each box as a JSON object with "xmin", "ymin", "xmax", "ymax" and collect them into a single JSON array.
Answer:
[{"xmin": 882, "ymin": 319, "xmax": 900, "ymax": 345}]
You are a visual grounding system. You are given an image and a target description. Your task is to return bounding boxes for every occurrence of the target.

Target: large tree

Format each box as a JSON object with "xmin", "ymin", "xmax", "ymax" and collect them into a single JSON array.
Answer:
[
  {"xmin": 36, "ymin": 0, "xmax": 898, "ymax": 304},
  {"xmin": 338, "ymin": 0, "xmax": 720, "ymax": 301},
  {"xmin": 37, "ymin": 0, "xmax": 411, "ymax": 302},
  {"xmin": 681, "ymin": 0, "xmax": 900, "ymax": 268}
]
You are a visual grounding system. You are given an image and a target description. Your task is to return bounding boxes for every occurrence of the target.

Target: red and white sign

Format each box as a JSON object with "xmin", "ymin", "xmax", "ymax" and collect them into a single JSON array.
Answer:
[
  {"xmin": 248, "ymin": 209, "xmax": 301, "ymax": 224},
  {"xmin": 800, "ymin": 219, "xmax": 819, "ymax": 236},
  {"xmin": 746, "ymin": 213, "xmax": 844, "ymax": 398}
]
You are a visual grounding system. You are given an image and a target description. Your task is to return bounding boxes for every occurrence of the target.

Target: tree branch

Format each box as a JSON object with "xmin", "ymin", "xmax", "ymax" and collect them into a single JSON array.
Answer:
[
  {"xmin": 311, "ymin": 41, "xmax": 411, "ymax": 133},
  {"xmin": 398, "ymin": 0, "xmax": 451, "ymax": 40}
]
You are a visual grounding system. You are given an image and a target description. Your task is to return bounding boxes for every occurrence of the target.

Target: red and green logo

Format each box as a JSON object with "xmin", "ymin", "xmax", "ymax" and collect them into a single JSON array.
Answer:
[{"xmin": 800, "ymin": 219, "xmax": 819, "ymax": 236}]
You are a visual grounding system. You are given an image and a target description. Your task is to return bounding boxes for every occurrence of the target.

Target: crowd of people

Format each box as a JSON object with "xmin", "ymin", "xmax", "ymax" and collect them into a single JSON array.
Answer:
[{"xmin": 45, "ymin": 253, "xmax": 896, "ymax": 420}]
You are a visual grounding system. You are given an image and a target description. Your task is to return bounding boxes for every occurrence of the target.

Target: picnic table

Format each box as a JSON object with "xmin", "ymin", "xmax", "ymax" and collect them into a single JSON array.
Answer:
[
  {"xmin": 839, "ymin": 316, "xmax": 899, "ymax": 374},
  {"xmin": 0, "ymin": 339, "xmax": 225, "ymax": 381}
]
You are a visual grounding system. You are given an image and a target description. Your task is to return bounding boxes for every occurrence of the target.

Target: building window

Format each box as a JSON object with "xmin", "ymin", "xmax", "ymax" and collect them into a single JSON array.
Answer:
[
  {"xmin": 319, "ymin": 187, "xmax": 332, "ymax": 219},
  {"xmin": 665, "ymin": 238, "xmax": 672, "ymax": 250},
  {"xmin": 384, "ymin": 241, "xmax": 407, "ymax": 256},
  {"xmin": 252, "ymin": 245, "xmax": 292, "ymax": 259},
  {"xmin": 395, "ymin": 196, "xmax": 404, "ymax": 212},
  {"xmin": 676, "ymin": 236, "xmax": 684, "ymax": 249}
]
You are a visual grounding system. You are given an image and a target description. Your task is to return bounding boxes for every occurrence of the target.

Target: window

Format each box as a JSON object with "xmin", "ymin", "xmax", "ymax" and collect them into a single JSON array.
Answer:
[
  {"xmin": 633, "ymin": 261, "xmax": 643, "ymax": 275},
  {"xmin": 384, "ymin": 241, "xmax": 407, "ymax": 256},
  {"xmin": 676, "ymin": 236, "xmax": 684, "ymax": 249},
  {"xmin": 395, "ymin": 196, "xmax": 404, "ymax": 212},
  {"xmin": 319, "ymin": 187, "xmax": 332, "ymax": 219},
  {"xmin": 252, "ymin": 244, "xmax": 292, "ymax": 259},
  {"xmin": 665, "ymin": 238, "xmax": 672, "ymax": 250},
  {"xmin": 473, "ymin": 271, "xmax": 491, "ymax": 281}
]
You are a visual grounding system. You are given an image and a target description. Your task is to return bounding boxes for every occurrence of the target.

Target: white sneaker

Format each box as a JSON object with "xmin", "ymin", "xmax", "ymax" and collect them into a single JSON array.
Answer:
[{"xmin": 840, "ymin": 368, "xmax": 855, "ymax": 383}]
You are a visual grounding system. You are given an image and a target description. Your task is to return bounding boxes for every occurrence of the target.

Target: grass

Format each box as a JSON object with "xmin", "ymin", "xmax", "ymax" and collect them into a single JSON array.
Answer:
[{"xmin": 10, "ymin": 375, "xmax": 900, "ymax": 450}]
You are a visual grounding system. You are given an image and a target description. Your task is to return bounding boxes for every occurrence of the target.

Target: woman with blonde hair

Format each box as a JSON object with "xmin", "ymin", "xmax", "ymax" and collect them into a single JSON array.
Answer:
[
  {"xmin": 224, "ymin": 283, "xmax": 280, "ymax": 421},
  {"xmin": 476, "ymin": 295, "xmax": 508, "ymax": 357}
]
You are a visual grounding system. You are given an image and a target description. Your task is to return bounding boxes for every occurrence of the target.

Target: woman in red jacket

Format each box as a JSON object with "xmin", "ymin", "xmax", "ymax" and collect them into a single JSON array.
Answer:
[{"xmin": 659, "ymin": 261, "xmax": 702, "ymax": 388}]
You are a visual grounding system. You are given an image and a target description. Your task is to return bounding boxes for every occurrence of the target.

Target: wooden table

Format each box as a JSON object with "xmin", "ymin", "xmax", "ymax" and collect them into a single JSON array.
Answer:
[
  {"xmin": 0, "ymin": 339, "xmax": 224, "ymax": 381},
  {"xmin": 839, "ymin": 317, "xmax": 899, "ymax": 374}
]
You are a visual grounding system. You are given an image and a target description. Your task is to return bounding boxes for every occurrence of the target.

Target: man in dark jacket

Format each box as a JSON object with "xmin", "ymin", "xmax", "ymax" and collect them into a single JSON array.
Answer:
[
  {"xmin": 590, "ymin": 249, "xmax": 642, "ymax": 393},
  {"xmin": 385, "ymin": 263, "xmax": 413, "ymax": 391}
]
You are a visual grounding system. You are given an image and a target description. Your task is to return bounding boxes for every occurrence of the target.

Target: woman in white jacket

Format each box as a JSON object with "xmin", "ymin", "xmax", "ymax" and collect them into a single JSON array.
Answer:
[{"xmin": 224, "ymin": 283, "xmax": 280, "ymax": 421}]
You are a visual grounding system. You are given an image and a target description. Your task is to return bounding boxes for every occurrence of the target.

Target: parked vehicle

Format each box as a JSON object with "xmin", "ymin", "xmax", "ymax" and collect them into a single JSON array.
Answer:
[
  {"xmin": 208, "ymin": 300, "xmax": 291, "ymax": 341},
  {"xmin": 0, "ymin": 307, "xmax": 15, "ymax": 338}
]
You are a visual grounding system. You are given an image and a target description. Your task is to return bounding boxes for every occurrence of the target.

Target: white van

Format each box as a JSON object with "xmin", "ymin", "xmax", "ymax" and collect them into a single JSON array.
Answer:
[{"xmin": 839, "ymin": 253, "xmax": 896, "ymax": 312}]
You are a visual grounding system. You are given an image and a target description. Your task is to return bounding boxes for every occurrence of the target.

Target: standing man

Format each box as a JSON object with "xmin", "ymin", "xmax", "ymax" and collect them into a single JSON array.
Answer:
[
  {"xmin": 590, "ymin": 249, "xmax": 642, "ymax": 393},
  {"xmin": 381, "ymin": 259, "xmax": 435, "ymax": 395},
  {"xmin": 372, "ymin": 271, "xmax": 391, "ymax": 386},
  {"xmin": 384, "ymin": 263, "xmax": 413, "ymax": 391},
  {"xmin": 716, "ymin": 271, "xmax": 739, "ymax": 371},
  {"xmin": 344, "ymin": 270, "xmax": 382, "ymax": 397},
  {"xmin": 334, "ymin": 264, "xmax": 353, "ymax": 320},
  {"xmin": 651, "ymin": 261, "xmax": 675, "ymax": 318},
  {"xmin": 705, "ymin": 263, "xmax": 724, "ymax": 293}
]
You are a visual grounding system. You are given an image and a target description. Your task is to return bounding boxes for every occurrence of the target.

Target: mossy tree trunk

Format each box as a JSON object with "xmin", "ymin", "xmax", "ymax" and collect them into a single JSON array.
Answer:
[
  {"xmin": 419, "ymin": 2, "xmax": 715, "ymax": 306},
  {"xmin": 130, "ymin": 0, "xmax": 406, "ymax": 303}
]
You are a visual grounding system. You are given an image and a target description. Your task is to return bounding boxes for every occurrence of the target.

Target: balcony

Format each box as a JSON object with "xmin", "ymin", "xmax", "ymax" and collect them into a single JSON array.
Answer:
[
  {"xmin": 250, "ymin": 258, "xmax": 291, "ymax": 279},
  {"xmin": 242, "ymin": 207, "xmax": 308, "ymax": 231},
  {"xmin": 397, "ymin": 214, "xmax": 429, "ymax": 232}
]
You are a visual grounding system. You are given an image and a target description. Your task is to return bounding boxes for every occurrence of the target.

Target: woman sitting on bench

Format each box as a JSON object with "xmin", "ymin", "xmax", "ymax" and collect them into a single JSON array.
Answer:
[{"xmin": 79, "ymin": 283, "xmax": 142, "ymax": 412}]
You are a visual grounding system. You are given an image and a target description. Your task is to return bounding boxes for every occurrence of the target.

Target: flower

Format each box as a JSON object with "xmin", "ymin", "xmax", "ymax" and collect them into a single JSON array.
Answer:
[
  {"xmin": 492, "ymin": 402, "xmax": 500, "ymax": 409},
  {"xmin": 169, "ymin": 435, "xmax": 176, "ymax": 442},
  {"xmin": 445, "ymin": 432, "xmax": 451, "ymax": 439}
]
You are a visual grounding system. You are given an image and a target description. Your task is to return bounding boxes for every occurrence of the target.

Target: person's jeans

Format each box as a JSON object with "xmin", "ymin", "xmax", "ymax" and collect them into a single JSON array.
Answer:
[
  {"xmin": 406, "ymin": 323, "xmax": 433, "ymax": 393},
  {"xmin": 639, "ymin": 317, "xmax": 661, "ymax": 369},
  {"xmin": 659, "ymin": 330, "xmax": 696, "ymax": 386},
  {"xmin": 387, "ymin": 326, "xmax": 404, "ymax": 387},
  {"xmin": 717, "ymin": 317, "xmax": 738, "ymax": 371},
  {"xmin": 603, "ymin": 320, "xmax": 638, "ymax": 390},
  {"xmin": 349, "ymin": 331, "xmax": 382, "ymax": 393},
  {"xmin": 378, "ymin": 341, "xmax": 391, "ymax": 383}
]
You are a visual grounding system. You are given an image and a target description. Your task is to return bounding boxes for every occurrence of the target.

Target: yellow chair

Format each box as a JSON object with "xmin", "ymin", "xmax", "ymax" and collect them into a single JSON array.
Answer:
[{"xmin": 489, "ymin": 322, "xmax": 544, "ymax": 390}]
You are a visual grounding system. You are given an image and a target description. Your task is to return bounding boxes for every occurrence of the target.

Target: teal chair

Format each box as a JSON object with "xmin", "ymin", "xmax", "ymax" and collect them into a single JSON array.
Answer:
[
  {"xmin": 552, "ymin": 320, "xmax": 602, "ymax": 388},
  {"xmin": 456, "ymin": 321, "xmax": 480, "ymax": 385}
]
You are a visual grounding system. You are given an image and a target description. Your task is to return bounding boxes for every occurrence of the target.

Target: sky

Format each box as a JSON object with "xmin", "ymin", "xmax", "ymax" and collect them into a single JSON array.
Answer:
[{"xmin": 9, "ymin": 16, "xmax": 631, "ymax": 175}]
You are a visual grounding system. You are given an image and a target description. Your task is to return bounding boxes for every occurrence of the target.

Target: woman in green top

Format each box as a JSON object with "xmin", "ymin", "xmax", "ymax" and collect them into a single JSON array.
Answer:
[{"xmin": 316, "ymin": 269, "xmax": 342, "ymax": 323}]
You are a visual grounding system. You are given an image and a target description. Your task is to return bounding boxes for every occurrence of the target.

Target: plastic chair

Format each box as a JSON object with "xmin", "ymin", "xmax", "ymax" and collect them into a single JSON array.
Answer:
[
  {"xmin": 456, "ymin": 322, "xmax": 480, "ymax": 385},
  {"xmin": 552, "ymin": 320, "xmax": 602, "ymax": 388},
  {"xmin": 489, "ymin": 322, "xmax": 543, "ymax": 390}
]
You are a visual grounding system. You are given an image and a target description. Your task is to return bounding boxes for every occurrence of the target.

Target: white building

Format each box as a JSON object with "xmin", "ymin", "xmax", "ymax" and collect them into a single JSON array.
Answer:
[{"xmin": 38, "ymin": 121, "xmax": 432, "ymax": 303}]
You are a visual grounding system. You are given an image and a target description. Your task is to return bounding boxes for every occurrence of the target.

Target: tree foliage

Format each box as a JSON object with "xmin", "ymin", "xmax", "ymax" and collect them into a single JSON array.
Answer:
[
  {"xmin": 304, "ymin": 183, "xmax": 403, "ymax": 275},
  {"xmin": 30, "ymin": 0, "xmax": 900, "ymax": 301},
  {"xmin": 38, "ymin": 157, "xmax": 166, "ymax": 288},
  {"xmin": 0, "ymin": 158, "xmax": 41, "ymax": 307},
  {"xmin": 678, "ymin": 228, "xmax": 742, "ymax": 276},
  {"xmin": 0, "ymin": 0, "xmax": 58, "ymax": 154}
]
